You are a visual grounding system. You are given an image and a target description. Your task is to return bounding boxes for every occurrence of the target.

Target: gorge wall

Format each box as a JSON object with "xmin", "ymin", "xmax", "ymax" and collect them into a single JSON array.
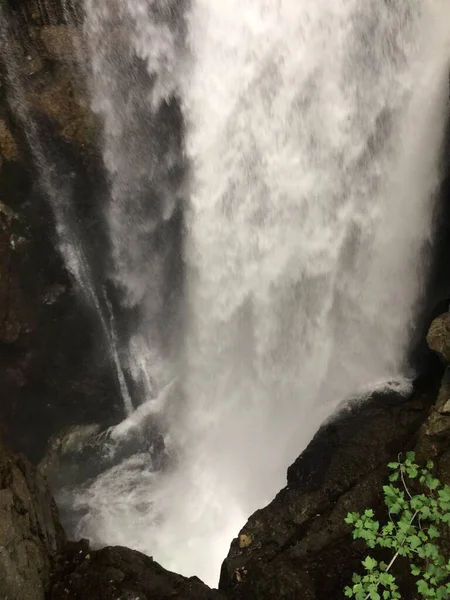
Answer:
[{"xmin": 0, "ymin": 0, "xmax": 123, "ymax": 460}]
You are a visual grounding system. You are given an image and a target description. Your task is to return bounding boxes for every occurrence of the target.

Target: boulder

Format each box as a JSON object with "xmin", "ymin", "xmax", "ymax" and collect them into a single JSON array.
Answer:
[
  {"xmin": 48, "ymin": 542, "xmax": 225, "ymax": 600},
  {"xmin": 426, "ymin": 311, "xmax": 450, "ymax": 363},
  {"xmin": 0, "ymin": 437, "xmax": 65, "ymax": 600}
]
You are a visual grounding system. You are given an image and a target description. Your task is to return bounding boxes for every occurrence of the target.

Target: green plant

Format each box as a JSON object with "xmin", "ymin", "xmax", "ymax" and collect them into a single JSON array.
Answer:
[{"xmin": 344, "ymin": 452, "xmax": 450, "ymax": 600}]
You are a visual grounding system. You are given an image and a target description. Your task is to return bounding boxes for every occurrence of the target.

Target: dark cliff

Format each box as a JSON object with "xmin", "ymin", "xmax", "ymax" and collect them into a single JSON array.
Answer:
[{"xmin": 0, "ymin": 0, "xmax": 122, "ymax": 461}]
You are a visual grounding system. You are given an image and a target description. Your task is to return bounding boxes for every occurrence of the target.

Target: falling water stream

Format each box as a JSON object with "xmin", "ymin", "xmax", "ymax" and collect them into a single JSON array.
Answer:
[{"xmin": 3, "ymin": 0, "xmax": 450, "ymax": 587}]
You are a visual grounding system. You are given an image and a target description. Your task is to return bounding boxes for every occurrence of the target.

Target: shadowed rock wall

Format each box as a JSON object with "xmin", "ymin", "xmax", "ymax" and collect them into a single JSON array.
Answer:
[{"xmin": 0, "ymin": 0, "xmax": 122, "ymax": 461}]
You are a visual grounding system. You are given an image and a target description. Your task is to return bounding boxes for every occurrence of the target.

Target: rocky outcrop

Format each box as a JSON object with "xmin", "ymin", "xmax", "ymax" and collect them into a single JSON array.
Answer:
[
  {"xmin": 48, "ymin": 542, "xmax": 224, "ymax": 600},
  {"xmin": 0, "ymin": 437, "xmax": 65, "ymax": 600},
  {"xmin": 0, "ymin": 435, "xmax": 222, "ymax": 600},
  {"xmin": 427, "ymin": 311, "xmax": 450, "ymax": 364},
  {"xmin": 219, "ymin": 380, "xmax": 443, "ymax": 599}
]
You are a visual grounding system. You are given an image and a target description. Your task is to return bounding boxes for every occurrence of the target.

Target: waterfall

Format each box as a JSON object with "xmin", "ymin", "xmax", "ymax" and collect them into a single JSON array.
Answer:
[
  {"xmin": 179, "ymin": 0, "xmax": 450, "ymax": 512},
  {"xmin": 80, "ymin": 0, "xmax": 187, "ymax": 402},
  {"xmin": 31, "ymin": 0, "xmax": 450, "ymax": 587}
]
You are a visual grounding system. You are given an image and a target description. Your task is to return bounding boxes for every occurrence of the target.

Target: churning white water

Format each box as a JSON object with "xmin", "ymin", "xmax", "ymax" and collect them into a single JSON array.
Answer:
[{"xmin": 58, "ymin": 0, "xmax": 450, "ymax": 587}]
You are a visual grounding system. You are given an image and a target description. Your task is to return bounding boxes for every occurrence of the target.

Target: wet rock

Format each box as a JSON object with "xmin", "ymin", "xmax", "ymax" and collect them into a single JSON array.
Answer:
[
  {"xmin": 0, "ymin": 436, "xmax": 65, "ymax": 600},
  {"xmin": 0, "ymin": 119, "xmax": 19, "ymax": 162},
  {"xmin": 219, "ymin": 379, "xmax": 441, "ymax": 600},
  {"xmin": 28, "ymin": 66, "xmax": 97, "ymax": 152},
  {"xmin": 2, "ymin": 4, "xmax": 98, "ymax": 160},
  {"xmin": 7, "ymin": 0, "xmax": 67, "ymax": 29},
  {"xmin": 49, "ymin": 543, "xmax": 225, "ymax": 600},
  {"xmin": 38, "ymin": 423, "xmax": 101, "ymax": 479},
  {"xmin": 426, "ymin": 311, "xmax": 450, "ymax": 363},
  {"xmin": 0, "ymin": 7, "xmax": 120, "ymax": 460},
  {"xmin": 0, "ymin": 202, "xmax": 34, "ymax": 345},
  {"xmin": 39, "ymin": 26, "xmax": 81, "ymax": 63},
  {"xmin": 0, "ymin": 173, "xmax": 122, "ymax": 460}
]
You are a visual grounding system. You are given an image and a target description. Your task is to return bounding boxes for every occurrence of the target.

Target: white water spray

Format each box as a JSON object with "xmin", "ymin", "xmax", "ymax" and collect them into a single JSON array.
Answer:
[
  {"xmin": 80, "ymin": 0, "xmax": 187, "ymax": 403},
  {"xmin": 59, "ymin": 0, "xmax": 450, "ymax": 587}
]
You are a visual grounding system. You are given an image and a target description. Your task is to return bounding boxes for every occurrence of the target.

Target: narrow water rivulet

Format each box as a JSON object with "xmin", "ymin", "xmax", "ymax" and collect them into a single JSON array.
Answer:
[{"xmin": 14, "ymin": 0, "xmax": 450, "ymax": 587}]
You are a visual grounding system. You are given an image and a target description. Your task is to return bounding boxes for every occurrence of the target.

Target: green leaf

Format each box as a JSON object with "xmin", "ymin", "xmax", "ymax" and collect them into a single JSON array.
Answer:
[
  {"xmin": 438, "ymin": 487, "xmax": 450, "ymax": 503},
  {"xmin": 417, "ymin": 579, "xmax": 429, "ymax": 595},
  {"xmin": 398, "ymin": 520, "xmax": 411, "ymax": 533},
  {"xmin": 427, "ymin": 477, "xmax": 440, "ymax": 491},
  {"xmin": 406, "ymin": 466, "xmax": 419, "ymax": 479},
  {"xmin": 407, "ymin": 535, "xmax": 422, "ymax": 550},
  {"xmin": 382, "ymin": 523, "xmax": 394, "ymax": 536},
  {"xmin": 388, "ymin": 462, "xmax": 400, "ymax": 470},
  {"xmin": 389, "ymin": 503, "xmax": 402, "ymax": 515},
  {"xmin": 420, "ymin": 505, "xmax": 431, "ymax": 520},
  {"xmin": 362, "ymin": 556, "xmax": 378, "ymax": 571},
  {"xmin": 411, "ymin": 564, "xmax": 421, "ymax": 577},
  {"xmin": 379, "ymin": 573, "xmax": 394, "ymax": 586},
  {"xmin": 383, "ymin": 485, "xmax": 397, "ymax": 498},
  {"xmin": 428, "ymin": 525, "xmax": 440, "ymax": 539},
  {"xmin": 425, "ymin": 543, "xmax": 439, "ymax": 559}
]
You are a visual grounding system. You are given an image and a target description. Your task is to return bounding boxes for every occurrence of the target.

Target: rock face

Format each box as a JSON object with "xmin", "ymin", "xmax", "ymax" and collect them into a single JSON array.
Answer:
[
  {"xmin": 0, "ymin": 168, "xmax": 121, "ymax": 460},
  {"xmin": 0, "ymin": 1, "xmax": 122, "ymax": 461},
  {"xmin": 427, "ymin": 311, "xmax": 450, "ymax": 364},
  {"xmin": 0, "ymin": 437, "xmax": 65, "ymax": 600},
  {"xmin": 219, "ymin": 377, "xmax": 443, "ymax": 600},
  {"xmin": 48, "ymin": 542, "xmax": 224, "ymax": 600},
  {"xmin": 0, "ymin": 435, "xmax": 222, "ymax": 600}
]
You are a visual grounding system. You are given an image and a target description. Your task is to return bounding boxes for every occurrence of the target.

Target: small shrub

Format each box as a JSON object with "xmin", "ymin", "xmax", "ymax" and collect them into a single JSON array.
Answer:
[{"xmin": 344, "ymin": 452, "xmax": 450, "ymax": 600}]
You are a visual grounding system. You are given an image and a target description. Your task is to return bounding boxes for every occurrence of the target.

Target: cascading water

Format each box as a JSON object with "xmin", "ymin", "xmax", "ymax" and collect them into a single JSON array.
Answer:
[
  {"xmin": 80, "ymin": 0, "xmax": 187, "ymax": 404},
  {"xmin": 33, "ymin": 0, "xmax": 450, "ymax": 587}
]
